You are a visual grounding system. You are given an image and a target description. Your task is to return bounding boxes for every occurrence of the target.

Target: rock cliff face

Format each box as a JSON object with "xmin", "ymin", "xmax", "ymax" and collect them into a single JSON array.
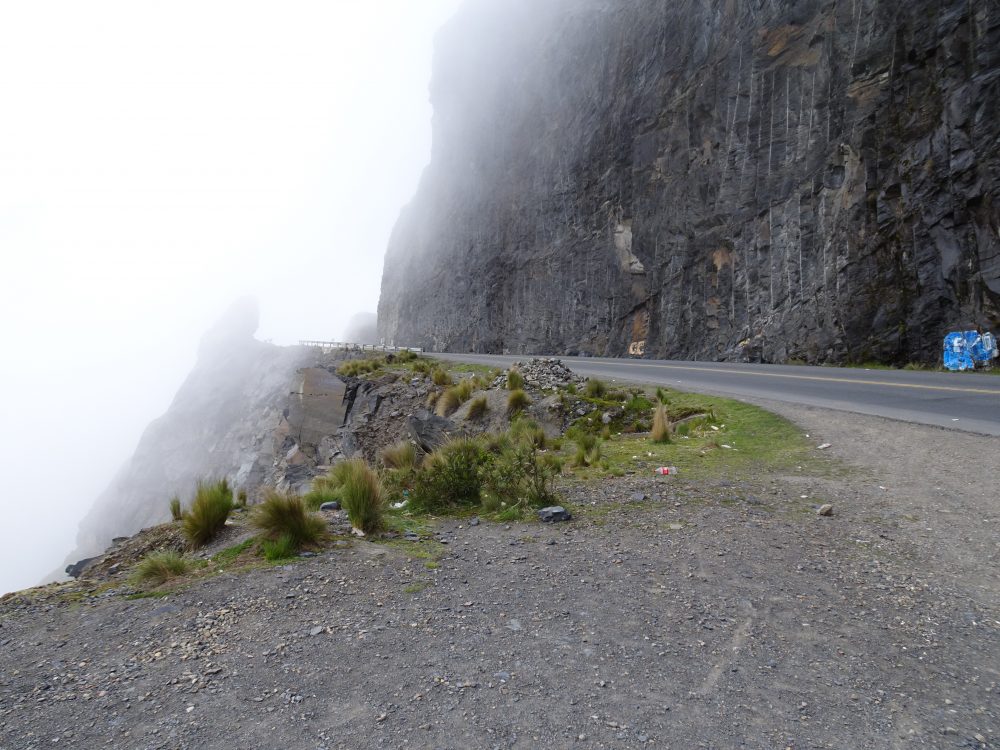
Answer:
[{"xmin": 379, "ymin": 0, "xmax": 1000, "ymax": 363}]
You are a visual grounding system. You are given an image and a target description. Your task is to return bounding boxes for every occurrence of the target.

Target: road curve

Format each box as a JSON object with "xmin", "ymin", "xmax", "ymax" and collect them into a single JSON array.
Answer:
[{"xmin": 434, "ymin": 353, "xmax": 1000, "ymax": 437}]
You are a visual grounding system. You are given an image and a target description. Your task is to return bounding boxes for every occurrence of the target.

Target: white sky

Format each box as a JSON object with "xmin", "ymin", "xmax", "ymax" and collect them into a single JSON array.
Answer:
[{"xmin": 0, "ymin": 0, "xmax": 461, "ymax": 594}]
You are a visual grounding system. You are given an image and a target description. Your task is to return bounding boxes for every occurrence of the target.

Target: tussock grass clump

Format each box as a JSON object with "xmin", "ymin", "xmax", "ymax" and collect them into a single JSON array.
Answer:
[
  {"xmin": 252, "ymin": 491, "xmax": 326, "ymax": 549},
  {"xmin": 506, "ymin": 388, "xmax": 531, "ymax": 417},
  {"xmin": 455, "ymin": 378, "xmax": 475, "ymax": 402},
  {"xmin": 302, "ymin": 461, "xmax": 354, "ymax": 509},
  {"xmin": 466, "ymin": 395, "xmax": 488, "ymax": 420},
  {"xmin": 651, "ymin": 403, "xmax": 672, "ymax": 443},
  {"xmin": 182, "ymin": 479, "xmax": 234, "ymax": 548},
  {"xmin": 261, "ymin": 535, "xmax": 298, "ymax": 562},
  {"xmin": 338, "ymin": 459, "xmax": 386, "ymax": 534},
  {"xmin": 132, "ymin": 550, "xmax": 193, "ymax": 587},
  {"xmin": 168, "ymin": 496, "xmax": 182, "ymax": 521},
  {"xmin": 584, "ymin": 378, "xmax": 607, "ymax": 398},
  {"xmin": 431, "ymin": 368, "xmax": 452, "ymax": 386},
  {"xmin": 435, "ymin": 387, "xmax": 462, "ymax": 417},
  {"xmin": 655, "ymin": 387, "xmax": 670, "ymax": 405},
  {"xmin": 337, "ymin": 357, "xmax": 384, "ymax": 377},
  {"xmin": 509, "ymin": 417, "xmax": 546, "ymax": 449},
  {"xmin": 506, "ymin": 368, "xmax": 524, "ymax": 390},
  {"xmin": 426, "ymin": 391, "xmax": 440, "ymax": 410},
  {"xmin": 410, "ymin": 437, "xmax": 488, "ymax": 513},
  {"xmin": 396, "ymin": 350, "xmax": 418, "ymax": 362},
  {"xmin": 571, "ymin": 433, "xmax": 602, "ymax": 467},
  {"xmin": 381, "ymin": 440, "xmax": 419, "ymax": 470}
]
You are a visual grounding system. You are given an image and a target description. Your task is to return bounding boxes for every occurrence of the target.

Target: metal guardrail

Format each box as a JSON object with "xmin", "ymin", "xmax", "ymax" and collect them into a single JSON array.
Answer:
[{"xmin": 298, "ymin": 340, "xmax": 424, "ymax": 353}]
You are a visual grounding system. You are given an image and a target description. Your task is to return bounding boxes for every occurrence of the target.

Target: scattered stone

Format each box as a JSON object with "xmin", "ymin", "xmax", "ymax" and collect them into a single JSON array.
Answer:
[
  {"xmin": 469, "ymin": 517, "xmax": 480, "ymax": 526},
  {"xmin": 630, "ymin": 491, "xmax": 647, "ymax": 502},
  {"xmin": 817, "ymin": 443, "xmax": 832, "ymax": 450},
  {"xmin": 817, "ymin": 504, "xmax": 834, "ymax": 516},
  {"xmin": 319, "ymin": 501, "xmax": 341, "ymax": 511},
  {"xmin": 538, "ymin": 506, "xmax": 572, "ymax": 523},
  {"xmin": 491, "ymin": 358, "xmax": 586, "ymax": 390},
  {"xmin": 309, "ymin": 626, "xmax": 324, "ymax": 636}
]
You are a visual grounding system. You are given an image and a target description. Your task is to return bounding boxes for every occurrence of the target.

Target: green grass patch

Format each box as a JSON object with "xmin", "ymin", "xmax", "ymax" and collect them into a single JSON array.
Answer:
[
  {"xmin": 210, "ymin": 537, "xmax": 256, "ymax": 565},
  {"xmin": 564, "ymin": 387, "xmax": 816, "ymax": 481}
]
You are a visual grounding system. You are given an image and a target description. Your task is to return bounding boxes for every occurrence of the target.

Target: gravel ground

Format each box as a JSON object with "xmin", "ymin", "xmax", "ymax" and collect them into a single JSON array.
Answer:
[{"xmin": 1, "ymin": 405, "xmax": 998, "ymax": 750}]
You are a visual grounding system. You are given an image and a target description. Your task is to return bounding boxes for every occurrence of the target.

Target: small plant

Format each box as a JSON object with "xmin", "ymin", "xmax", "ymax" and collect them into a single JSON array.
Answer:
[
  {"xmin": 181, "ymin": 479, "xmax": 234, "ymax": 548},
  {"xmin": 600, "ymin": 425, "xmax": 612, "ymax": 440},
  {"xmin": 339, "ymin": 459, "xmax": 387, "ymax": 534},
  {"xmin": 132, "ymin": 550, "xmax": 193, "ymax": 587},
  {"xmin": 482, "ymin": 440, "xmax": 559, "ymax": 513},
  {"xmin": 571, "ymin": 433, "xmax": 602, "ymax": 467},
  {"xmin": 455, "ymin": 378, "xmax": 475, "ymax": 402},
  {"xmin": 168, "ymin": 496, "xmax": 182, "ymax": 521},
  {"xmin": 435, "ymin": 387, "xmax": 462, "ymax": 417},
  {"xmin": 651, "ymin": 403, "xmax": 672, "ymax": 443},
  {"xmin": 252, "ymin": 491, "xmax": 326, "ymax": 549},
  {"xmin": 506, "ymin": 388, "xmax": 531, "ymax": 417},
  {"xmin": 655, "ymin": 387, "xmax": 670, "ymax": 405},
  {"xmin": 506, "ymin": 368, "xmax": 524, "ymax": 390},
  {"xmin": 509, "ymin": 417, "xmax": 546, "ymax": 449},
  {"xmin": 381, "ymin": 440, "xmax": 419, "ymax": 470},
  {"xmin": 261, "ymin": 535, "xmax": 298, "ymax": 561},
  {"xmin": 466, "ymin": 395, "xmax": 489, "ymax": 420},
  {"xmin": 565, "ymin": 382, "xmax": 577, "ymax": 395},
  {"xmin": 585, "ymin": 378, "xmax": 607, "ymax": 398},
  {"xmin": 409, "ymin": 437, "xmax": 489, "ymax": 513},
  {"xmin": 431, "ymin": 368, "xmax": 452, "ymax": 386}
]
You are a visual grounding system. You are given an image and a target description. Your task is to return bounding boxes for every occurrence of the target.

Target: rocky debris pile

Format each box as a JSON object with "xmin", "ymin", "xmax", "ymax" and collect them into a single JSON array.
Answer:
[{"xmin": 491, "ymin": 358, "xmax": 585, "ymax": 391}]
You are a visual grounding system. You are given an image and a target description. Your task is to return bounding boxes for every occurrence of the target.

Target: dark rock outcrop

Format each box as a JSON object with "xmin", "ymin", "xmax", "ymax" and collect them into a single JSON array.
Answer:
[{"xmin": 379, "ymin": 0, "xmax": 1000, "ymax": 363}]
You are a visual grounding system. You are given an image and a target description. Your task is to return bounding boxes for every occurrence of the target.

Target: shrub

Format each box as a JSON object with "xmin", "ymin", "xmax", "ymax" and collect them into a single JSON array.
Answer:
[
  {"xmin": 506, "ymin": 368, "xmax": 524, "ymax": 390},
  {"xmin": 338, "ymin": 459, "xmax": 386, "ymax": 534},
  {"xmin": 132, "ymin": 550, "xmax": 192, "ymax": 587},
  {"xmin": 482, "ymin": 440, "xmax": 558, "ymax": 512},
  {"xmin": 435, "ymin": 387, "xmax": 462, "ymax": 417},
  {"xmin": 182, "ymin": 479, "xmax": 234, "ymax": 548},
  {"xmin": 409, "ymin": 437, "xmax": 489, "ymax": 513},
  {"xmin": 584, "ymin": 378, "xmax": 607, "ymax": 398},
  {"xmin": 168, "ymin": 496, "xmax": 182, "ymax": 521},
  {"xmin": 381, "ymin": 440, "xmax": 419, "ymax": 470},
  {"xmin": 252, "ymin": 490, "xmax": 326, "ymax": 549},
  {"xmin": 466, "ymin": 395, "xmax": 489, "ymax": 420},
  {"xmin": 651, "ymin": 403, "xmax": 672, "ymax": 443},
  {"xmin": 506, "ymin": 389, "xmax": 531, "ymax": 417},
  {"xmin": 261, "ymin": 535, "xmax": 298, "ymax": 561},
  {"xmin": 431, "ymin": 368, "xmax": 452, "ymax": 386},
  {"xmin": 571, "ymin": 433, "xmax": 602, "ymax": 467}
]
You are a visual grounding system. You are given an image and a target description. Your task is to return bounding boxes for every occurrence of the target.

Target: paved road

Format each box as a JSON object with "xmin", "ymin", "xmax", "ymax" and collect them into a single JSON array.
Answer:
[{"xmin": 435, "ymin": 353, "xmax": 1000, "ymax": 436}]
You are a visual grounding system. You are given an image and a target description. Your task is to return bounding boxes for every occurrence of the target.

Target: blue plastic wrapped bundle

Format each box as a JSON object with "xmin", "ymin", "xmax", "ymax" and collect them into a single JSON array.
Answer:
[{"xmin": 943, "ymin": 330, "xmax": 998, "ymax": 370}]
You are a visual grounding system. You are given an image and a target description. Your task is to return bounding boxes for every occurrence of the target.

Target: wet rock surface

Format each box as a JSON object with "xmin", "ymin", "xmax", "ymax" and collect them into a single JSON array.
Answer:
[
  {"xmin": 379, "ymin": 0, "xmax": 1000, "ymax": 363},
  {"xmin": 7, "ymin": 406, "xmax": 999, "ymax": 749}
]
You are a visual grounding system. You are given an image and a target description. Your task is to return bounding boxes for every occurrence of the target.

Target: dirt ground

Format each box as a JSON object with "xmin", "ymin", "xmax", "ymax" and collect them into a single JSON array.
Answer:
[{"xmin": 1, "ymin": 404, "xmax": 998, "ymax": 749}]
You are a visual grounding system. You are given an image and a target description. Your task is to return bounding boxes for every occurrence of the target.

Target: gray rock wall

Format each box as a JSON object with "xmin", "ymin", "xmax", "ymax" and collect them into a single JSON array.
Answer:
[{"xmin": 378, "ymin": 0, "xmax": 1000, "ymax": 363}]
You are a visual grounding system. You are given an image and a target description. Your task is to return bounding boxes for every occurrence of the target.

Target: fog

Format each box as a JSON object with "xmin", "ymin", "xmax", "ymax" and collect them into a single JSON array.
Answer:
[{"xmin": 0, "ymin": 0, "xmax": 462, "ymax": 595}]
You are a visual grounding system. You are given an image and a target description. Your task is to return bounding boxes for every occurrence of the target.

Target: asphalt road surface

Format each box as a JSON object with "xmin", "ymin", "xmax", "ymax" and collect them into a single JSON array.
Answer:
[{"xmin": 434, "ymin": 353, "xmax": 1000, "ymax": 436}]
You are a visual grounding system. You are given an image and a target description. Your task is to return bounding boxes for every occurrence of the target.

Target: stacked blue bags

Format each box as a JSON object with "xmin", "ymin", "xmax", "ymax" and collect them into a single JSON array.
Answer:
[{"xmin": 943, "ymin": 330, "xmax": 998, "ymax": 371}]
